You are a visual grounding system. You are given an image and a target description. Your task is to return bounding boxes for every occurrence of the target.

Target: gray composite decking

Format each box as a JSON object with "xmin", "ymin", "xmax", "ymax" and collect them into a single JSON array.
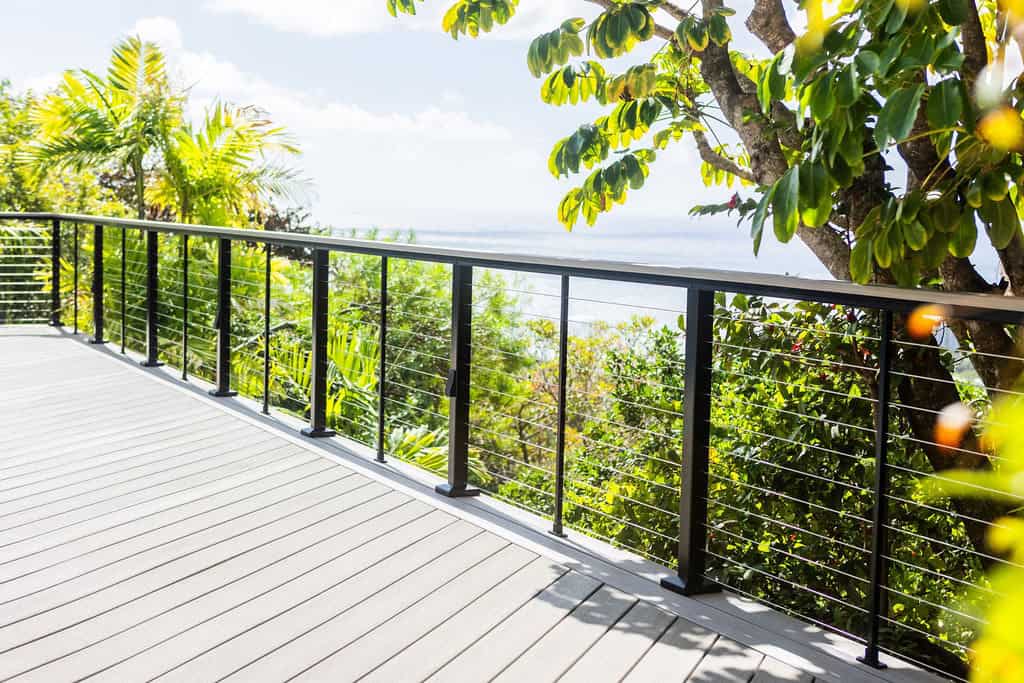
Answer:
[{"xmin": 0, "ymin": 327, "xmax": 926, "ymax": 682}]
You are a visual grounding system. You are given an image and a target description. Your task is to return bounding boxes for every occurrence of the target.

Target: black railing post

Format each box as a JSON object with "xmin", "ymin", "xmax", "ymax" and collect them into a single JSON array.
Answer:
[
  {"xmin": 263, "ymin": 243, "xmax": 271, "ymax": 415},
  {"xmin": 859, "ymin": 309, "xmax": 894, "ymax": 670},
  {"xmin": 302, "ymin": 248, "xmax": 335, "ymax": 438},
  {"xmin": 182, "ymin": 235, "xmax": 189, "ymax": 380},
  {"xmin": 551, "ymin": 274, "xmax": 570, "ymax": 537},
  {"xmin": 141, "ymin": 230, "xmax": 162, "ymax": 367},
  {"xmin": 437, "ymin": 263, "xmax": 480, "ymax": 498},
  {"xmin": 120, "ymin": 230, "xmax": 126, "ymax": 354},
  {"xmin": 661, "ymin": 288, "xmax": 719, "ymax": 596},
  {"xmin": 209, "ymin": 237, "xmax": 237, "ymax": 398},
  {"xmin": 89, "ymin": 224, "xmax": 106, "ymax": 345},
  {"xmin": 73, "ymin": 224, "xmax": 79, "ymax": 335},
  {"xmin": 50, "ymin": 219, "xmax": 61, "ymax": 327},
  {"xmin": 376, "ymin": 256, "xmax": 388, "ymax": 463}
]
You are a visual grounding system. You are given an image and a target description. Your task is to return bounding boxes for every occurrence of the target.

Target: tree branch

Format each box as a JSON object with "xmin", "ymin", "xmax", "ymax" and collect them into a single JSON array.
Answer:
[
  {"xmin": 693, "ymin": 130, "xmax": 755, "ymax": 182},
  {"xmin": 961, "ymin": 0, "xmax": 988, "ymax": 92},
  {"xmin": 656, "ymin": 1, "xmax": 689, "ymax": 22},
  {"xmin": 745, "ymin": 0, "xmax": 796, "ymax": 53}
]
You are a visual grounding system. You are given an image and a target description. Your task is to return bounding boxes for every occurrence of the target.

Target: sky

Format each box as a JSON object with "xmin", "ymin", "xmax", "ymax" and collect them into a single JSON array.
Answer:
[{"xmin": 0, "ymin": 0, "xmax": 834, "ymax": 277}]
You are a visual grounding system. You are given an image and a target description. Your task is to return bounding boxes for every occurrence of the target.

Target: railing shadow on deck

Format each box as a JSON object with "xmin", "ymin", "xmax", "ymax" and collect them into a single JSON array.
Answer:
[{"xmin": 4, "ymin": 211, "xmax": 1024, "ymax": 681}]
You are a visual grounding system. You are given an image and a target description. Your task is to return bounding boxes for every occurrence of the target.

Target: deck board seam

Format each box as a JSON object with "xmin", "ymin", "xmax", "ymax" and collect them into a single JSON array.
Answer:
[
  {"xmin": 0, "ymin": 458, "xmax": 341, "ymax": 574},
  {"xmin": 0, "ymin": 422, "xmax": 263, "ymax": 510},
  {"xmin": 0, "ymin": 489, "xmax": 414, "ymax": 679},
  {"xmin": 0, "ymin": 402, "xmax": 210, "ymax": 453},
  {"xmin": 80, "ymin": 498, "xmax": 432, "ymax": 680},
  {"xmin": 0, "ymin": 470, "xmax": 378, "ymax": 618},
  {"xmin": 0, "ymin": 387, "xmax": 191, "ymax": 435},
  {"xmin": 145, "ymin": 508, "xmax": 461, "ymax": 681},
  {"xmin": 210, "ymin": 520, "xmax": 480, "ymax": 681},
  {"xmin": 0, "ymin": 414, "xmax": 237, "ymax": 475},
  {"xmin": 615, "ymin": 614, "xmax": 680, "ymax": 682},
  {"xmin": 0, "ymin": 447, "xmax": 318, "ymax": 564},
  {"xmin": 552, "ymin": 596, "xmax": 642, "ymax": 682},
  {"xmin": 682, "ymin": 634, "xmax": 721, "ymax": 682},
  {"xmin": 0, "ymin": 409, "xmax": 227, "ymax": 471},
  {"xmin": 0, "ymin": 439, "xmax": 305, "ymax": 540},
  {"xmin": 0, "ymin": 483, "xmax": 396, "ymax": 646},
  {"xmin": 485, "ymin": 576, "xmax": 607, "ymax": 683},
  {"xmin": 393, "ymin": 566, "xmax": 572, "ymax": 683},
  {"xmin": 0, "ymin": 461, "xmax": 345, "ymax": 586},
  {"xmin": 292, "ymin": 540, "xmax": 524, "ymax": 679}
]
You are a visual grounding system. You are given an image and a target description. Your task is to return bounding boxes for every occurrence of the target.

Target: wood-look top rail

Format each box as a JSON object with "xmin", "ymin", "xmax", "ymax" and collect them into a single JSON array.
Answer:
[{"xmin": 3, "ymin": 211, "xmax": 1022, "ymax": 323}]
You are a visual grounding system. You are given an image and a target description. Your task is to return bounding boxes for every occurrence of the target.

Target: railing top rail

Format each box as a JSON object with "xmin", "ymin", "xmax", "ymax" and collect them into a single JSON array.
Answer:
[{"xmin": 3, "ymin": 211, "xmax": 1022, "ymax": 324}]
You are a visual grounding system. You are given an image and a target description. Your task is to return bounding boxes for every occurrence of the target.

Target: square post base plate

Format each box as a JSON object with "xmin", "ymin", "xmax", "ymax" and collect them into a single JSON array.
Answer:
[
  {"xmin": 301, "ymin": 427, "xmax": 336, "ymax": 439},
  {"xmin": 208, "ymin": 389, "xmax": 238, "ymax": 398},
  {"xmin": 435, "ymin": 483, "xmax": 480, "ymax": 498},
  {"xmin": 660, "ymin": 574, "xmax": 720, "ymax": 597}
]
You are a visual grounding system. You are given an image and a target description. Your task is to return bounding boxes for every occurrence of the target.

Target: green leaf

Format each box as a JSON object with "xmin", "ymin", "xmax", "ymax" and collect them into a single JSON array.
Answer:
[
  {"xmin": 798, "ymin": 162, "xmax": 832, "ymax": 227},
  {"xmin": 850, "ymin": 237, "xmax": 873, "ymax": 283},
  {"xmin": 751, "ymin": 185, "xmax": 776, "ymax": 256},
  {"xmin": 949, "ymin": 210, "xmax": 978, "ymax": 257},
  {"xmin": 809, "ymin": 77, "xmax": 837, "ymax": 123},
  {"xmin": 984, "ymin": 198, "xmax": 1020, "ymax": 249},
  {"xmin": 757, "ymin": 53, "xmax": 786, "ymax": 115},
  {"xmin": 836, "ymin": 63, "xmax": 860, "ymax": 108},
  {"xmin": 874, "ymin": 83, "xmax": 925, "ymax": 149},
  {"xmin": 923, "ymin": 233, "xmax": 949, "ymax": 268},
  {"xmin": 708, "ymin": 14, "xmax": 731, "ymax": 46},
  {"xmin": 772, "ymin": 167, "xmax": 800, "ymax": 243},
  {"xmin": 855, "ymin": 50, "xmax": 880, "ymax": 75},
  {"xmin": 937, "ymin": 0, "xmax": 969, "ymax": 25},
  {"xmin": 927, "ymin": 79, "xmax": 963, "ymax": 129},
  {"xmin": 874, "ymin": 228, "xmax": 893, "ymax": 267},
  {"xmin": 902, "ymin": 220, "xmax": 928, "ymax": 251},
  {"xmin": 684, "ymin": 19, "xmax": 709, "ymax": 51}
]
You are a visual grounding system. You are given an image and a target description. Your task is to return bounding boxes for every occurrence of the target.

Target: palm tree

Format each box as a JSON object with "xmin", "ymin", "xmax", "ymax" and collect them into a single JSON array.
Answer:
[
  {"xmin": 24, "ymin": 37, "xmax": 181, "ymax": 219},
  {"xmin": 150, "ymin": 102, "xmax": 305, "ymax": 225}
]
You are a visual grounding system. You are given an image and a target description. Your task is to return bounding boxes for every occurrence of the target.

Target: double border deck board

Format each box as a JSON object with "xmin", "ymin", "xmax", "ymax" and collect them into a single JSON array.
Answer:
[{"xmin": 0, "ymin": 328, "xmax": 930, "ymax": 682}]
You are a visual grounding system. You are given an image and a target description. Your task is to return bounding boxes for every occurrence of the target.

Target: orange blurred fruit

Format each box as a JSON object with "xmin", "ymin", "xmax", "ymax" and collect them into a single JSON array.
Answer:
[
  {"xmin": 934, "ymin": 402, "xmax": 973, "ymax": 449},
  {"xmin": 978, "ymin": 106, "xmax": 1024, "ymax": 152},
  {"xmin": 907, "ymin": 304, "xmax": 948, "ymax": 341}
]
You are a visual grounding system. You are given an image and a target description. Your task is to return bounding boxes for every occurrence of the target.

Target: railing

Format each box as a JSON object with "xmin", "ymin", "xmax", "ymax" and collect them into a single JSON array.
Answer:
[{"xmin": 3, "ymin": 212, "xmax": 1024, "ymax": 680}]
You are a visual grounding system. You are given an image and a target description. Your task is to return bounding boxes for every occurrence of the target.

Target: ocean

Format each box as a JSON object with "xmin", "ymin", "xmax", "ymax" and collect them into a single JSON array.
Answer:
[{"xmin": 334, "ymin": 214, "xmax": 1003, "ymax": 329}]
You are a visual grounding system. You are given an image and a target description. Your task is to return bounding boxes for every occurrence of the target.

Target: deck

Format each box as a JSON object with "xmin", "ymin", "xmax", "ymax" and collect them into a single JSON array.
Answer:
[{"xmin": 0, "ymin": 326, "xmax": 936, "ymax": 682}]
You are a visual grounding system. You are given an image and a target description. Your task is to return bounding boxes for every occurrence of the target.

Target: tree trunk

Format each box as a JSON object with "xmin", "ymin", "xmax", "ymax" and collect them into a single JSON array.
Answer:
[{"xmin": 132, "ymin": 155, "xmax": 145, "ymax": 220}]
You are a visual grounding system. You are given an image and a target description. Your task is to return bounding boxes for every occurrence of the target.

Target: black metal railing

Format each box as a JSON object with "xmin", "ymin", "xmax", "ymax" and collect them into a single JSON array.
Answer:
[{"xmin": 2, "ymin": 211, "xmax": 1023, "ymax": 680}]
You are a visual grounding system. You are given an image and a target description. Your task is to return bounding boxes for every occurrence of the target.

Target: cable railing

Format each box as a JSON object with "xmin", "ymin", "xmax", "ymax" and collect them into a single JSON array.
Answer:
[{"xmin": 2, "ymin": 212, "xmax": 1024, "ymax": 681}]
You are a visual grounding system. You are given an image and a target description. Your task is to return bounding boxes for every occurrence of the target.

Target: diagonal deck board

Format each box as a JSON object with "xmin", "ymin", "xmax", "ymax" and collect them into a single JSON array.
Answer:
[{"xmin": 0, "ymin": 328, "xmax": 929, "ymax": 682}]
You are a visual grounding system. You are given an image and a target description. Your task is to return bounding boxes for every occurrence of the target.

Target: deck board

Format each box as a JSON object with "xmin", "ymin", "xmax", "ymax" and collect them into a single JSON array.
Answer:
[
  {"xmin": 687, "ymin": 637, "xmax": 765, "ymax": 681},
  {"xmin": 0, "ymin": 328, "xmax": 925, "ymax": 682},
  {"xmin": 359, "ymin": 557, "xmax": 569, "ymax": 682},
  {"xmin": 560, "ymin": 600, "xmax": 677, "ymax": 683},
  {"xmin": 622, "ymin": 618, "xmax": 718, "ymax": 682}
]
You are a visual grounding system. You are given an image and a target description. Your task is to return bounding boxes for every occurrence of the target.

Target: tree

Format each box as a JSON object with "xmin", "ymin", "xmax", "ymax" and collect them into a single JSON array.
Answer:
[
  {"xmin": 387, "ymin": 0, "xmax": 1024, "ymax": 553},
  {"xmin": 150, "ymin": 102, "xmax": 304, "ymax": 225},
  {"xmin": 24, "ymin": 37, "xmax": 181, "ymax": 219}
]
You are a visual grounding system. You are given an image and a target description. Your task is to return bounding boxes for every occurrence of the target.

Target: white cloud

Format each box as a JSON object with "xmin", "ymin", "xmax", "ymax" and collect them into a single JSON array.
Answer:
[
  {"xmin": 17, "ymin": 72, "xmax": 61, "ymax": 94},
  {"xmin": 203, "ymin": 0, "xmax": 585, "ymax": 39},
  {"xmin": 173, "ymin": 49, "xmax": 509, "ymax": 141},
  {"xmin": 129, "ymin": 16, "xmax": 183, "ymax": 50}
]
